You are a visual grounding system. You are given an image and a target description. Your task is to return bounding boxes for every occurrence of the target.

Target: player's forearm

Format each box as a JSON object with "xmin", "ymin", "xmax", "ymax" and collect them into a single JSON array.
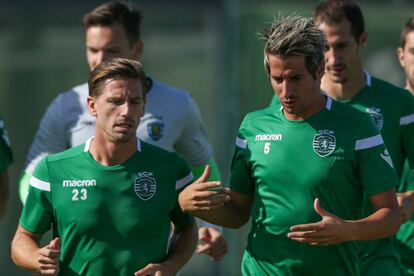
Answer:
[
  {"xmin": 346, "ymin": 207, "xmax": 400, "ymax": 241},
  {"xmin": 0, "ymin": 171, "xmax": 9, "ymax": 219},
  {"xmin": 193, "ymin": 202, "xmax": 250, "ymax": 229},
  {"xmin": 11, "ymin": 226, "xmax": 42, "ymax": 273},
  {"xmin": 163, "ymin": 223, "xmax": 198, "ymax": 273}
]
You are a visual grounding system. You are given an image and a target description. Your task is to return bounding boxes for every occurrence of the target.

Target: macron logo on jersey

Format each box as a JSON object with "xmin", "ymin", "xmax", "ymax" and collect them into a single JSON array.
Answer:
[
  {"xmin": 62, "ymin": 179, "xmax": 97, "ymax": 188},
  {"xmin": 255, "ymin": 134, "xmax": 283, "ymax": 141}
]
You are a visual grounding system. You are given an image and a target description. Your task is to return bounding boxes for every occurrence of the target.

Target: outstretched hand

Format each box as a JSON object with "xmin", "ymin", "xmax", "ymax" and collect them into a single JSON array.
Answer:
[
  {"xmin": 178, "ymin": 165, "xmax": 230, "ymax": 214},
  {"xmin": 287, "ymin": 198, "xmax": 351, "ymax": 246},
  {"xmin": 38, "ymin": 237, "xmax": 61, "ymax": 275}
]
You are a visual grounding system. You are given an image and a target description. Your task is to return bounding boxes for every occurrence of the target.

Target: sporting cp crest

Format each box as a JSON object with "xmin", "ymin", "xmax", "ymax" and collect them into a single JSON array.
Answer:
[
  {"xmin": 134, "ymin": 172, "xmax": 156, "ymax": 200},
  {"xmin": 147, "ymin": 117, "xmax": 165, "ymax": 141},
  {"xmin": 366, "ymin": 107, "xmax": 383, "ymax": 131},
  {"xmin": 312, "ymin": 130, "xmax": 336, "ymax": 157}
]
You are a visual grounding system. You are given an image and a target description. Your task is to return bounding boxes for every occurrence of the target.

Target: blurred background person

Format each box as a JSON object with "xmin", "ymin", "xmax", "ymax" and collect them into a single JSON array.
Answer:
[{"xmin": 396, "ymin": 15, "xmax": 414, "ymax": 276}]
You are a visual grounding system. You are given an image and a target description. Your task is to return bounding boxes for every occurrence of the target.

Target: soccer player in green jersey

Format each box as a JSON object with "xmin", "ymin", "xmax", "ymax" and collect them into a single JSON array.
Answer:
[
  {"xmin": 396, "ymin": 16, "xmax": 414, "ymax": 275},
  {"xmin": 0, "ymin": 115, "xmax": 13, "ymax": 219},
  {"xmin": 19, "ymin": 1, "xmax": 227, "ymax": 262},
  {"xmin": 11, "ymin": 58, "xmax": 198, "ymax": 276},
  {"xmin": 313, "ymin": 1, "xmax": 414, "ymax": 275},
  {"xmin": 178, "ymin": 15, "xmax": 401, "ymax": 275}
]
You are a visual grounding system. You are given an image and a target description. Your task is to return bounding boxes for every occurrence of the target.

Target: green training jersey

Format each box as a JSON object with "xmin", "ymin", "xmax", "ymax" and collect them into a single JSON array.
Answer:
[
  {"xmin": 20, "ymin": 138, "xmax": 194, "ymax": 276},
  {"xmin": 335, "ymin": 73, "xmax": 414, "ymax": 273},
  {"xmin": 231, "ymin": 97, "xmax": 398, "ymax": 276},
  {"xmin": 0, "ymin": 115, "xmax": 13, "ymax": 173}
]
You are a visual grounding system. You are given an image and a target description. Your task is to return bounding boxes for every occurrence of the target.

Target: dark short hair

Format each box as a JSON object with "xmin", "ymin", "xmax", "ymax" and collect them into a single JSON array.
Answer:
[
  {"xmin": 400, "ymin": 16, "xmax": 414, "ymax": 48},
  {"xmin": 83, "ymin": 1, "xmax": 142, "ymax": 45},
  {"xmin": 259, "ymin": 15, "xmax": 328, "ymax": 77},
  {"xmin": 88, "ymin": 58, "xmax": 150, "ymax": 98},
  {"xmin": 314, "ymin": 0, "xmax": 365, "ymax": 42}
]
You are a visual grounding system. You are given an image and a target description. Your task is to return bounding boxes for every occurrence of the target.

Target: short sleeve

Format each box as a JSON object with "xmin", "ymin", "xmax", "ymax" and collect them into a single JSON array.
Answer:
[
  {"xmin": 171, "ymin": 154, "xmax": 194, "ymax": 229},
  {"xmin": 229, "ymin": 117, "xmax": 255, "ymax": 195},
  {"xmin": 20, "ymin": 157, "xmax": 54, "ymax": 234},
  {"xmin": 401, "ymin": 94, "xmax": 414, "ymax": 169},
  {"xmin": 355, "ymin": 116, "xmax": 399, "ymax": 197}
]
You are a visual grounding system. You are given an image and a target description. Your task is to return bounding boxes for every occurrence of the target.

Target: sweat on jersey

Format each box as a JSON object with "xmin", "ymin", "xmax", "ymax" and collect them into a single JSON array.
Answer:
[
  {"xmin": 230, "ymin": 97, "xmax": 398, "ymax": 276},
  {"xmin": 0, "ymin": 115, "xmax": 13, "ymax": 173},
  {"xmin": 20, "ymin": 138, "xmax": 194, "ymax": 275}
]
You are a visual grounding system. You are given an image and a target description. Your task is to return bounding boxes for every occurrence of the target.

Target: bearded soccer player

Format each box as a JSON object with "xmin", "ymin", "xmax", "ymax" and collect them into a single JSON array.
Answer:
[
  {"xmin": 311, "ymin": 1, "xmax": 414, "ymax": 275},
  {"xmin": 396, "ymin": 16, "xmax": 414, "ymax": 275},
  {"xmin": 19, "ymin": 1, "xmax": 227, "ymax": 261},
  {"xmin": 178, "ymin": 15, "xmax": 400, "ymax": 276},
  {"xmin": 0, "ymin": 114, "xmax": 12, "ymax": 219},
  {"xmin": 11, "ymin": 58, "xmax": 197, "ymax": 276}
]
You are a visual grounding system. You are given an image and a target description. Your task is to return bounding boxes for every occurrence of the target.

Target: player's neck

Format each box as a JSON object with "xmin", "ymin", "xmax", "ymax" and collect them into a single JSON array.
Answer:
[
  {"xmin": 89, "ymin": 135, "xmax": 137, "ymax": 166},
  {"xmin": 321, "ymin": 71, "xmax": 365, "ymax": 101},
  {"xmin": 405, "ymin": 81, "xmax": 414, "ymax": 96}
]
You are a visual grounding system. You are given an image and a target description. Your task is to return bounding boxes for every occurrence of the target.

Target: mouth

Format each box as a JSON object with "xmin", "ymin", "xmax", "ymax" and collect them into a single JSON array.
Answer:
[
  {"xmin": 114, "ymin": 122, "xmax": 134, "ymax": 132},
  {"xmin": 282, "ymin": 98, "xmax": 298, "ymax": 108},
  {"xmin": 327, "ymin": 65, "xmax": 345, "ymax": 75}
]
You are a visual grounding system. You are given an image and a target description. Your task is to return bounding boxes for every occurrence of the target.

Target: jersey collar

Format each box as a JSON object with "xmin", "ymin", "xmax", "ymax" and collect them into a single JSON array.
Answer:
[
  {"xmin": 363, "ymin": 70, "xmax": 372, "ymax": 87},
  {"xmin": 84, "ymin": 137, "xmax": 142, "ymax": 152}
]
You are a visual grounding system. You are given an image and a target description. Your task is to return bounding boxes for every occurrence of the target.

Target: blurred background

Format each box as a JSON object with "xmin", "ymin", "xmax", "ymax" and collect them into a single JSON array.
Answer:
[{"xmin": 0, "ymin": 0, "xmax": 413, "ymax": 275}]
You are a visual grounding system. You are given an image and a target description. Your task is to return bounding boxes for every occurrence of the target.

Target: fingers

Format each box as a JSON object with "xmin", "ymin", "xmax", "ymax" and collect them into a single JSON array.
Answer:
[
  {"xmin": 289, "ymin": 222, "xmax": 320, "ymax": 232},
  {"xmin": 195, "ymin": 165, "xmax": 211, "ymax": 184},
  {"xmin": 135, "ymin": 263, "xmax": 160, "ymax": 276},
  {"xmin": 198, "ymin": 227, "xmax": 211, "ymax": 242},
  {"xmin": 49, "ymin": 237, "xmax": 61, "ymax": 250},
  {"xmin": 197, "ymin": 227, "xmax": 228, "ymax": 261}
]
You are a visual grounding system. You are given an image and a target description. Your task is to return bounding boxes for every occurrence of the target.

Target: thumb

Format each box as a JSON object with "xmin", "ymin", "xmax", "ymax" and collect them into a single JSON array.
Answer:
[
  {"xmin": 313, "ymin": 198, "xmax": 331, "ymax": 218},
  {"xmin": 49, "ymin": 237, "xmax": 61, "ymax": 250},
  {"xmin": 196, "ymin": 165, "xmax": 211, "ymax": 183}
]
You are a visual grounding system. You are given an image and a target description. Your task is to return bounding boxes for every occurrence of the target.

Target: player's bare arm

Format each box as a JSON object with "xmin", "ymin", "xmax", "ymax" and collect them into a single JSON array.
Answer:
[
  {"xmin": 12, "ymin": 225, "xmax": 61, "ymax": 275},
  {"xmin": 288, "ymin": 189, "xmax": 400, "ymax": 245},
  {"xmin": 179, "ymin": 166, "xmax": 252, "ymax": 229}
]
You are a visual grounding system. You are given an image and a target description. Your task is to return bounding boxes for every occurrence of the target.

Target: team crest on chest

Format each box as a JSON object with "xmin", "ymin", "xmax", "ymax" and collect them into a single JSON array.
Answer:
[
  {"xmin": 365, "ymin": 107, "xmax": 383, "ymax": 131},
  {"xmin": 147, "ymin": 116, "xmax": 165, "ymax": 141},
  {"xmin": 312, "ymin": 130, "xmax": 336, "ymax": 157},
  {"xmin": 134, "ymin": 172, "xmax": 157, "ymax": 200}
]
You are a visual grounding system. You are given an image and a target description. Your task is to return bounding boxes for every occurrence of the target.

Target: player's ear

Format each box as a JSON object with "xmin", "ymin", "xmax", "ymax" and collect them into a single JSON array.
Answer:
[
  {"xmin": 397, "ymin": 47, "xmax": 405, "ymax": 68},
  {"xmin": 87, "ymin": 96, "xmax": 98, "ymax": 117},
  {"xmin": 132, "ymin": 40, "xmax": 144, "ymax": 60}
]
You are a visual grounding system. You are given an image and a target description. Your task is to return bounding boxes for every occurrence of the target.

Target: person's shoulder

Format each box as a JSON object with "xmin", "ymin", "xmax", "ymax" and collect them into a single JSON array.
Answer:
[
  {"xmin": 243, "ymin": 106, "xmax": 278, "ymax": 123},
  {"xmin": 140, "ymin": 139, "xmax": 188, "ymax": 166},
  {"xmin": 330, "ymin": 98, "xmax": 372, "ymax": 122},
  {"xmin": 150, "ymin": 79, "xmax": 192, "ymax": 101},
  {"xmin": 59, "ymin": 83, "xmax": 88, "ymax": 98},
  {"xmin": 370, "ymin": 76, "xmax": 411, "ymax": 98},
  {"xmin": 45, "ymin": 144, "xmax": 85, "ymax": 164}
]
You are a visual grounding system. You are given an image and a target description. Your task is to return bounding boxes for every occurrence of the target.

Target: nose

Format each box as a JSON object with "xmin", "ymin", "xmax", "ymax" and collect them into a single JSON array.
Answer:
[
  {"xmin": 93, "ymin": 51, "xmax": 111, "ymax": 68},
  {"xmin": 280, "ymin": 80, "xmax": 293, "ymax": 98},
  {"xmin": 325, "ymin": 47, "xmax": 338, "ymax": 65},
  {"xmin": 119, "ymin": 101, "xmax": 136, "ymax": 119}
]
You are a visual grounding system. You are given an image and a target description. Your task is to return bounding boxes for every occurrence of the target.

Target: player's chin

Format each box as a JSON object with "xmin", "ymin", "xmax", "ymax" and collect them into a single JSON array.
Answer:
[{"xmin": 112, "ymin": 132, "xmax": 136, "ymax": 143}]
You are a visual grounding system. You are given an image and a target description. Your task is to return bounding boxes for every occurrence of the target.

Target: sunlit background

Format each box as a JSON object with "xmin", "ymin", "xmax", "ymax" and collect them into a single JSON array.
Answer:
[{"xmin": 1, "ymin": 0, "xmax": 413, "ymax": 274}]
